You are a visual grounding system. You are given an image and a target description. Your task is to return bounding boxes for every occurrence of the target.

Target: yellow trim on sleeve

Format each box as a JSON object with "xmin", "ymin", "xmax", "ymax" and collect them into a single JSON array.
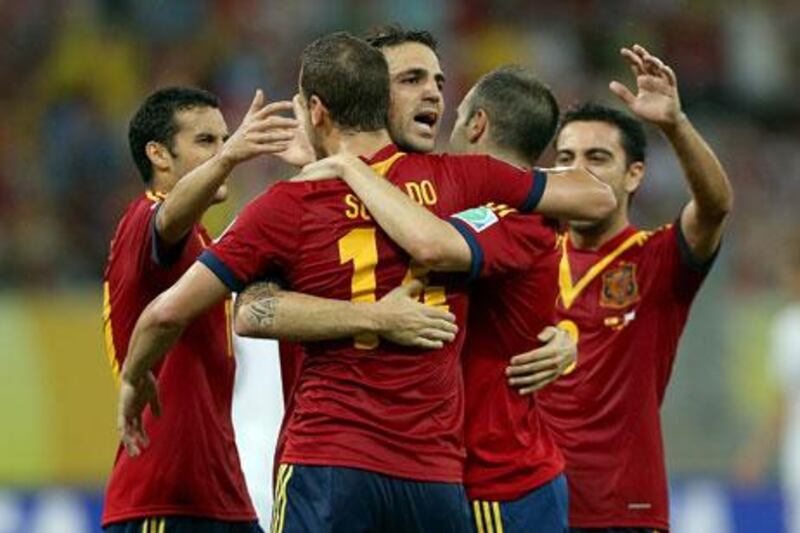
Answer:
[
  {"xmin": 102, "ymin": 281, "xmax": 120, "ymax": 386},
  {"xmin": 224, "ymin": 298, "xmax": 234, "ymax": 358}
]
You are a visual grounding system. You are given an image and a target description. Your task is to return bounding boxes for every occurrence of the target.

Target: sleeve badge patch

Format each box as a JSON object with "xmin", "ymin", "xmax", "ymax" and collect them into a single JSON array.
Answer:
[
  {"xmin": 452, "ymin": 206, "xmax": 499, "ymax": 233},
  {"xmin": 600, "ymin": 262, "xmax": 640, "ymax": 309}
]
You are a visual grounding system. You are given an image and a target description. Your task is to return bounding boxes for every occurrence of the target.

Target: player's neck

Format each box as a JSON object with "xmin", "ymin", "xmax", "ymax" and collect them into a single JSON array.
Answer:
[
  {"xmin": 150, "ymin": 173, "xmax": 177, "ymax": 196},
  {"xmin": 485, "ymin": 148, "xmax": 531, "ymax": 171},
  {"xmin": 326, "ymin": 129, "xmax": 393, "ymax": 159},
  {"xmin": 568, "ymin": 210, "xmax": 630, "ymax": 251}
]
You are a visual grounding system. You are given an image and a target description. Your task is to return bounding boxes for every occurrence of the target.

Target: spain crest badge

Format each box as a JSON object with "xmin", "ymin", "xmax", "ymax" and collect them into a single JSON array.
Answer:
[{"xmin": 600, "ymin": 262, "xmax": 639, "ymax": 309}]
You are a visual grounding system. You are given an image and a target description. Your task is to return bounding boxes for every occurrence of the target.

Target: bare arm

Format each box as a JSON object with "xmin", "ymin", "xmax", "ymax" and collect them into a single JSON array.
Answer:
[
  {"xmin": 234, "ymin": 280, "xmax": 457, "ymax": 348},
  {"xmin": 295, "ymin": 155, "xmax": 614, "ymax": 272},
  {"xmin": 611, "ymin": 44, "xmax": 732, "ymax": 262},
  {"xmin": 234, "ymin": 281, "xmax": 385, "ymax": 341},
  {"xmin": 536, "ymin": 167, "xmax": 618, "ymax": 222},
  {"xmin": 118, "ymin": 262, "xmax": 230, "ymax": 455},
  {"xmin": 156, "ymin": 91, "xmax": 297, "ymax": 244},
  {"xmin": 667, "ymin": 117, "xmax": 732, "ymax": 261}
]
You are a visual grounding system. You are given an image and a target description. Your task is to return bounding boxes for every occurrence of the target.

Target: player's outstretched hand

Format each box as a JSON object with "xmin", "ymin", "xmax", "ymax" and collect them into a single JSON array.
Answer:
[
  {"xmin": 273, "ymin": 94, "xmax": 316, "ymax": 168},
  {"xmin": 117, "ymin": 371, "xmax": 161, "ymax": 457},
  {"xmin": 220, "ymin": 89, "xmax": 298, "ymax": 165},
  {"xmin": 609, "ymin": 44, "xmax": 685, "ymax": 129},
  {"xmin": 506, "ymin": 326, "xmax": 576, "ymax": 395},
  {"xmin": 375, "ymin": 279, "xmax": 458, "ymax": 350}
]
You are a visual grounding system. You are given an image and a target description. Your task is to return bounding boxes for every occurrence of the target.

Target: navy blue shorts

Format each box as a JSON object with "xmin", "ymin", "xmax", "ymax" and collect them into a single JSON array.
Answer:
[
  {"xmin": 271, "ymin": 463, "xmax": 471, "ymax": 533},
  {"xmin": 104, "ymin": 517, "xmax": 263, "ymax": 533},
  {"xmin": 470, "ymin": 474, "xmax": 569, "ymax": 533}
]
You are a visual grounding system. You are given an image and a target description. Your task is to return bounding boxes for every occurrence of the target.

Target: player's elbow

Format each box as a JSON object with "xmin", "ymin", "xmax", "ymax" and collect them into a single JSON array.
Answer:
[
  {"xmin": 696, "ymin": 186, "xmax": 734, "ymax": 228},
  {"xmin": 233, "ymin": 307, "xmax": 263, "ymax": 338},
  {"xmin": 406, "ymin": 225, "xmax": 469, "ymax": 272},
  {"xmin": 408, "ymin": 237, "xmax": 454, "ymax": 271},
  {"xmin": 148, "ymin": 293, "xmax": 191, "ymax": 333},
  {"xmin": 712, "ymin": 186, "xmax": 734, "ymax": 220},
  {"xmin": 588, "ymin": 184, "xmax": 618, "ymax": 220}
]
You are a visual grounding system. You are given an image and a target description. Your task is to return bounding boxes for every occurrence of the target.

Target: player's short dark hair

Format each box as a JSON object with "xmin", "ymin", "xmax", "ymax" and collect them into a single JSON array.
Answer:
[
  {"xmin": 128, "ymin": 87, "xmax": 220, "ymax": 184},
  {"xmin": 363, "ymin": 24, "xmax": 438, "ymax": 55},
  {"xmin": 300, "ymin": 32, "xmax": 389, "ymax": 132},
  {"xmin": 466, "ymin": 65, "xmax": 559, "ymax": 167},
  {"xmin": 558, "ymin": 102, "xmax": 647, "ymax": 166}
]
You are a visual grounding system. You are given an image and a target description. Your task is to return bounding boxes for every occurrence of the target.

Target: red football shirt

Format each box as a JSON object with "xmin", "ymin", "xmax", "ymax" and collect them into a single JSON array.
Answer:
[
  {"xmin": 537, "ymin": 223, "xmax": 714, "ymax": 530},
  {"xmin": 200, "ymin": 144, "xmax": 545, "ymax": 483},
  {"xmin": 448, "ymin": 208, "xmax": 565, "ymax": 501},
  {"xmin": 102, "ymin": 193, "xmax": 255, "ymax": 526}
]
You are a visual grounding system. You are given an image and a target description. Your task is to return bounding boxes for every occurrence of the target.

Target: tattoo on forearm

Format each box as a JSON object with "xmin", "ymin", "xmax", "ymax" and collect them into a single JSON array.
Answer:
[
  {"xmin": 235, "ymin": 281, "xmax": 281, "ymax": 329},
  {"xmin": 248, "ymin": 298, "xmax": 278, "ymax": 328}
]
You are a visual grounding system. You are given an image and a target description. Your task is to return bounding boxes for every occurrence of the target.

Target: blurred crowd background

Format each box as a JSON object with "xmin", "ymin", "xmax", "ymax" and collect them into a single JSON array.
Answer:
[{"xmin": 1, "ymin": 1, "xmax": 797, "ymax": 531}]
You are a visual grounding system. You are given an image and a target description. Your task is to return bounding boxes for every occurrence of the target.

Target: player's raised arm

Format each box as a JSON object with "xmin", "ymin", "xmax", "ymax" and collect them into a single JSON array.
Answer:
[
  {"xmin": 610, "ymin": 44, "xmax": 733, "ymax": 261},
  {"xmin": 233, "ymin": 280, "xmax": 457, "ymax": 349},
  {"xmin": 155, "ymin": 90, "xmax": 297, "ymax": 244},
  {"xmin": 117, "ymin": 262, "xmax": 230, "ymax": 457}
]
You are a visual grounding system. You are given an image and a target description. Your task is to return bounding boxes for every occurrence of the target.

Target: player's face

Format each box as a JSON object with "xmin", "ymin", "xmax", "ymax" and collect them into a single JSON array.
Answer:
[
  {"xmin": 168, "ymin": 106, "xmax": 230, "ymax": 203},
  {"xmin": 555, "ymin": 120, "xmax": 641, "ymax": 229},
  {"xmin": 383, "ymin": 42, "xmax": 445, "ymax": 154}
]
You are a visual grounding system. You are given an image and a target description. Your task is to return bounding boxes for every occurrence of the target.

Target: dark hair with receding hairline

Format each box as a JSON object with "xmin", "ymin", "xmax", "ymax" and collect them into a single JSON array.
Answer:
[
  {"xmin": 300, "ymin": 32, "xmax": 390, "ymax": 131},
  {"xmin": 363, "ymin": 24, "xmax": 438, "ymax": 55},
  {"xmin": 558, "ymin": 102, "xmax": 647, "ymax": 166},
  {"xmin": 128, "ymin": 87, "xmax": 219, "ymax": 184},
  {"xmin": 466, "ymin": 65, "xmax": 559, "ymax": 167}
]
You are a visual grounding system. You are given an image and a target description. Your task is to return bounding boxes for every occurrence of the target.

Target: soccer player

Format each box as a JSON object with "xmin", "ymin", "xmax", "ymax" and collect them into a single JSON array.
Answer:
[
  {"xmin": 116, "ymin": 32, "xmax": 613, "ymax": 533},
  {"xmin": 236, "ymin": 30, "xmax": 581, "ymax": 532},
  {"xmin": 290, "ymin": 66, "xmax": 576, "ymax": 533},
  {"xmin": 102, "ymin": 86, "xmax": 299, "ymax": 532},
  {"xmin": 526, "ymin": 45, "xmax": 733, "ymax": 532},
  {"xmin": 105, "ymin": 85, "xmax": 453, "ymax": 533}
]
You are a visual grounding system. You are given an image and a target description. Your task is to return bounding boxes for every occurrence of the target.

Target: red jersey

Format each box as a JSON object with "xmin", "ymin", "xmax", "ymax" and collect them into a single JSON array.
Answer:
[
  {"xmin": 101, "ymin": 193, "xmax": 255, "ymax": 526},
  {"xmin": 537, "ymin": 223, "xmax": 714, "ymax": 530},
  {"xmin": 200, "ymin": 144, "xmax": 545, "ymax": 483},
  {"xmin": 448, "ymin": 208, "xmax": 565, "ymax": 500}
]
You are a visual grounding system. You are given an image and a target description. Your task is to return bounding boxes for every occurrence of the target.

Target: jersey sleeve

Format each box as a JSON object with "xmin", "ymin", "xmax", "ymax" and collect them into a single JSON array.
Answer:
[
  {"xmin": 199, "ymin": 183, "xmax": 302, "ymax": 292},
  {"xmin": 448, "ymin": 209, "xmax": 557, "ymax": 281},
  {"xmin": 650, "ymin": 219, "xmax": 718, "ymax": 304},
  {"xmin": 127, "ymin": 199, "xmax": 197, "ymax": 289},
  {"xmin": 443, "ymin": 154, "xmax": 547, "ymax": 213},
  {"xmin": 149, "ymin": 203, "xmax": 193, "ymax": 268}
]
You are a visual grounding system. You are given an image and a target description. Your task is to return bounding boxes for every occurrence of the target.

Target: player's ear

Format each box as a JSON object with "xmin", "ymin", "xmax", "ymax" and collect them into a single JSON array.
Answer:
[
  {"xmin": 624, "ymin": 161, "xmax": 645, "ymax": 194},
  {"xmin": 308, "ymin": 95, "xmax": 327, "ymax": 127},
  {"xmin": 467, "ymin": 109, "xmax": 488, "ymax": 144},
  {"xmin": 145, "ymin": 141, "xmax": 172, "ymax": 174}
]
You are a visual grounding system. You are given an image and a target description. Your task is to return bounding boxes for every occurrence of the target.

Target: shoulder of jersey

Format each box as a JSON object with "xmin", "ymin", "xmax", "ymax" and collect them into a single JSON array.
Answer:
[{"xmin": 643, "ymin": 222, "xmax": 673, "ymax": 242}]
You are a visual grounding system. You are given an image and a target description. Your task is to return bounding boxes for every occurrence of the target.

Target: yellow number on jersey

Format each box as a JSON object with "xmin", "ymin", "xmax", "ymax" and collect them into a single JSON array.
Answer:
[
  {"xmin": 557, "ymin": 319, "xmax": 579, "ymax": 375},
  {"xmin": 338, "ymin": 228, "xmax": 380, "ymax": 349},
  {"xmin": 338, "ymin": 228, "xmax": 450, "ymax": 350}
]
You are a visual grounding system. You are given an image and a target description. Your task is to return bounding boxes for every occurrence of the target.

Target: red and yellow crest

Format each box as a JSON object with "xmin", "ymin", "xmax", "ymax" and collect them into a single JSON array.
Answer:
[{"xmin": 600, "ymin": 262, "xmax": 639, "ymax": 309}]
